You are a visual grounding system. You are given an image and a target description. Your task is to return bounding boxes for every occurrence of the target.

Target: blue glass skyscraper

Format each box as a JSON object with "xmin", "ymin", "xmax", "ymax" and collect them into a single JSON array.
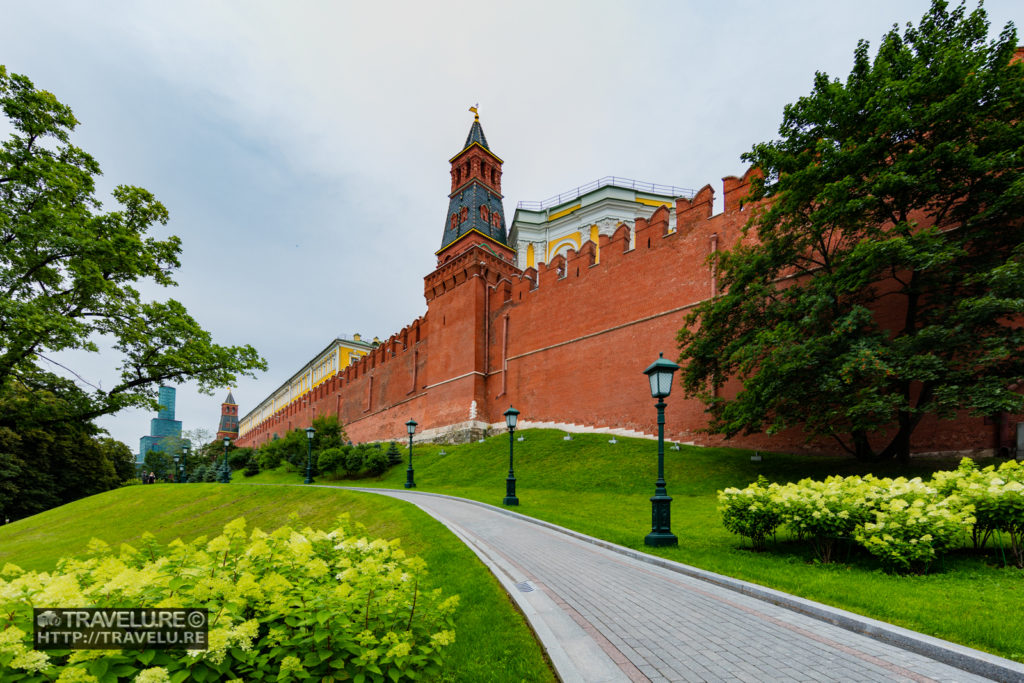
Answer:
[{"xmin": 137, "ymin": 386, "xmax": 190, "ymax": 463}]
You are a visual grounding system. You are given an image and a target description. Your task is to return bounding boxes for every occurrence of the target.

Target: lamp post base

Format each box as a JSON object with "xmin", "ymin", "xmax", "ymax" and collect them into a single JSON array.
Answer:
[
  {"xmin": 405, "ymin": 468, "xmax": 416, "ymax": 488},
  {"xmin": 504, "ymin": 476, "xmax": 518, "ymax": 505},
  {"xmin": 645, "ymin": 494, "xmax": 677, "ymax": 547},
  {"xmin": 644, "ymin": 530, "xmax": 678, "ymax": 547}
]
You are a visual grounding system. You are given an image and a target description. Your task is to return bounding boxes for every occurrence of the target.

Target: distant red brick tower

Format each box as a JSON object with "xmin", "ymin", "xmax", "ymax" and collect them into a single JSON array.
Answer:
[
  {"xmin": 437, "ymin": 107, "xmax": 515, "ymax": 265},
  {"xmin": 216, "ymin": 390, "xmax": 239, "ymax": 441}
]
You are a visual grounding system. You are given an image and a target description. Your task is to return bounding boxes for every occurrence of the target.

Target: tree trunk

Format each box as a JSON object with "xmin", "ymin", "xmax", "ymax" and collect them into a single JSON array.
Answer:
[
  {"xmin": 852, "ymin": 430, "xmax": 876, "ymax": 460},
  {"xmin": 878, "ymin": 384, "xmax": 933, "ymax": 463},
  {"xmin": 878, "ymin": 412, "xmax": 913, "ymax": 462}
]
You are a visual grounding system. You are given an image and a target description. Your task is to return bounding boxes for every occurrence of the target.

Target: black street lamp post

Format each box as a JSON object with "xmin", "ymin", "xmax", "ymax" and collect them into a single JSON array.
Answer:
[
  {"xmin": 219, "ymin": 436, "xmax": 232, "ymax": 483},
  {"xmin": 643, "ymin": 352, "xmax": 680, "ymax": 547},
  {"xmin": 405, "ymin": 419, "xmax": 417, "ymax": 488},
  {"xmin": 503, "ymin": 406, "xmax": 520, "ymax": 506},
  {"xmin": 181, "ymin": 445, "xmax": 190, "ymax": 484},
  {"xmin": 305, "ymin": 426, "xmax": 315, "ymax": 484}
]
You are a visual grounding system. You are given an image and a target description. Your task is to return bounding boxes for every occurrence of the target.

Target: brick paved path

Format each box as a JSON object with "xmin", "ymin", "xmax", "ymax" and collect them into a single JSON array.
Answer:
[{"xmin": 351, "ymin": 488, "xmax": 1023, "ymax": 683}]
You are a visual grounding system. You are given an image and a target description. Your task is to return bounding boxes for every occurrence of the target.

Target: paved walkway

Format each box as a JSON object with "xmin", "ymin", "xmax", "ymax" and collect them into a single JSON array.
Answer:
[{"xmin": 346, "ymin": 488, "xmax": 1024, "ymax": 683}]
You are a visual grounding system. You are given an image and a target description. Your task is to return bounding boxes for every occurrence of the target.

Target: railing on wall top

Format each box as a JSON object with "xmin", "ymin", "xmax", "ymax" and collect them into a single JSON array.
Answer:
[{"xmin": 516, "ymin": 176, "xmax": 696, "ymax": 211}]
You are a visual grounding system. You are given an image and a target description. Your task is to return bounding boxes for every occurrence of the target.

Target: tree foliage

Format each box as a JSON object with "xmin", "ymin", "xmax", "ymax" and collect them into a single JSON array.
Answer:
[
  {"xmin": 0, "ymin": 385, "xmax": 124, "ymax": 520},
  {"xmin": 95, "ymin": 436, "xmax": 136, "ymax": 483},
  {"xmin": 678, "ymin": 1, "xmax": 1024, "ymax": 460},
  {"xmin": 0, "ymin": 66, "xmax": 266, "ymax": 425},
  {"xmin": 143, "ymin": 449, "xmax": 174, "ymax": 481}
]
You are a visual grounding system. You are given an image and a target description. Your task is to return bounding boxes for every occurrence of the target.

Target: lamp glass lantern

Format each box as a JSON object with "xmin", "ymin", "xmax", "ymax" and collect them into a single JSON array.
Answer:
[
  {"xmin": 504, "ymin": 406, "xmax": 520, "ymax": 430},
  {"xmin": 644, "ymin": 352, "xmax": 679, "ymax": 399}
]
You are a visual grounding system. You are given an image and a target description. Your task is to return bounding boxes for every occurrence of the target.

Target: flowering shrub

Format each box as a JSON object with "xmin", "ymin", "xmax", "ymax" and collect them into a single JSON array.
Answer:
[
  {"xmin": 952, "ymin": 460, "xmax": 1024, "ymax": 567},
  {"xmin": 0, "ymin": 516, "xmax": 458, "ymax": 681},
  {"xmin": 718, "ymin": 477, "xmax": 782, "ymax": 550},
  {"xmin": 772, "ymin": 476, "xmax": 879, "ymax": 563},
  {"xmin": 718, "ymin": 459, "xmax": 1024, "ymax": 573},
  {"xmin": 855, "ymin": 496, "xmax": 974, "ymax": 573}
]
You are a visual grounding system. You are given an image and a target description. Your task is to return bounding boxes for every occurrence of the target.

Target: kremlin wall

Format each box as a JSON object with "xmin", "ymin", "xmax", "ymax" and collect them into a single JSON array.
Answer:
[{"xmin": 236, "ymin": 116, "xmax": 1012, "ymax": 457}]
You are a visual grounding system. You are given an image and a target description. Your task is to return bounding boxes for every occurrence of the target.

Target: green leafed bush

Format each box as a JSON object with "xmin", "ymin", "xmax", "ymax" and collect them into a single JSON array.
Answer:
[
  {"xmin": 227, "ymin": 447, "xmax": 254, "ymax": 471},
  {"xmin": 317, "ymin": 447, "xmax": 345, "ymax": 475},
  {"xmin": 243, "ymin": 457, "xmax": 259, "ymax": 478},
  {"xmin": 364, "ymin": 448, "xmax": 390, "ymax": 478},
  {"xmin": 0, "ymin": 516, "xmax": 458, "ymax": 681},
  {"xmin": 256, "ymin": 442, "xmax": 283, "ymax": 471},
  {"xmin": 345, "ymin": 446, "xmax": 367, "ymax": 477},
  {"xmin": 937, "ymin": 459, "xmax": 1024, "ymax": 566},
  {"xmin": 718, "ymin": 459, "xmax": 1024, "ymax": 573},
  {"xmin": 718, "ymin": 477, "xmax": 782, "ymax": 551},
  {"xmin": 855, "ymin": 495, "xmax": 974, "ymax": 573}
]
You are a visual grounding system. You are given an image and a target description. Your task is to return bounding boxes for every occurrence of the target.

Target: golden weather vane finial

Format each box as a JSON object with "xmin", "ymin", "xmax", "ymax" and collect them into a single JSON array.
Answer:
[{"xmin": 469, "ymin": 103, "xmax": 479, "ymax": 121}]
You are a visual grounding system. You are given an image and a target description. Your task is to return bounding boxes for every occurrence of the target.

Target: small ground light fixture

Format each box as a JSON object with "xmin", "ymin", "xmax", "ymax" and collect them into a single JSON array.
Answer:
[
  {"xmin": 750, "ymin": 451, "xmax": 762, "ymax": 462},
  {"xmin": 609, "ymin": 437, "xmax": 618, "ymax": 444},
  {"xmin": 563, "ymin": 433, "xmax": 572, "ymax": 441}
]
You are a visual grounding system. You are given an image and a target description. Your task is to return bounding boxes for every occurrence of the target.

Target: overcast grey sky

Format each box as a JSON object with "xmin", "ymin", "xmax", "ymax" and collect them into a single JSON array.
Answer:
[{"xmin": 1, "ymin": 1, "xmax": 1018, "ymax": 451}]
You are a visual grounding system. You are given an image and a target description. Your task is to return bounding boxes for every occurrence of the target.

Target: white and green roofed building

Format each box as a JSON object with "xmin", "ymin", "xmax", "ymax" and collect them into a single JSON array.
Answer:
[{"xmin": 508, "ymin": 176, "xmax": 695, "ymax": 270}]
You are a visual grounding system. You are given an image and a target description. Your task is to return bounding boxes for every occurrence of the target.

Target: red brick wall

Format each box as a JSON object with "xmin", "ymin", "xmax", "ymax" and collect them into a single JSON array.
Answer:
[{"xmin": 238, "ymin": 169, "xmax": 1007, "ymax": 456}]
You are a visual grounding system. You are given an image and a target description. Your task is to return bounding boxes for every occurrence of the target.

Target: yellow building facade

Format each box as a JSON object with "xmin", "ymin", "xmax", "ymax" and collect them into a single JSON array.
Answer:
[{"xmin": 238, "ymin": 335, "xmax": 379, "ymax": 440}]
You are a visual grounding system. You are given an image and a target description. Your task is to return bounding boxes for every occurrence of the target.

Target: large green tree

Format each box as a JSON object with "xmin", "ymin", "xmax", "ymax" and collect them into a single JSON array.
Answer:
[
  {"xmin": 0, "ymin": 384, "xmax": 124, "ymax": 520},
  {"xmin": 677, "ymin": 1, "xmax": 1024, "ymax": 460},
  {"xmin": 0, "ymin": 66, "xmax": 266, "ymax": 425}
]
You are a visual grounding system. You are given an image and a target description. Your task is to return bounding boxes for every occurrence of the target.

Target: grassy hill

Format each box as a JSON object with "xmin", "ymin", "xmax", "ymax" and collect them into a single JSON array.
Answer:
[
  {"xmin": 249, "ymin": 429, "xmax": 1023, "ymax": 663},
  {"xmin": 0, "ymin": 484, "xmax": 555, "ymax": 682}
]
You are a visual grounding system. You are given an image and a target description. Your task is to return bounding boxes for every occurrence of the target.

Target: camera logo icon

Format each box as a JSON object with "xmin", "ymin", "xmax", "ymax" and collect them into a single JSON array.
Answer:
[{"xmin": 36, "ymin": 611, "xmax": 61, "ymax": 628}]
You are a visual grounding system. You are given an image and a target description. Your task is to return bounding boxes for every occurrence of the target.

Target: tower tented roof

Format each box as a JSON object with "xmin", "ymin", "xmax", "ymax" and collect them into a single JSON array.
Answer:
[
  {"xmin": 463, "ymin": 119, "xmax": 489, "ymax": 150},
  {"xmin": 440, "ymin": 115, "xmax": 508, "ymax": 253},
  {"xmin": 225, "ymin": 390, "xmax": 236, "ymax": 405}
]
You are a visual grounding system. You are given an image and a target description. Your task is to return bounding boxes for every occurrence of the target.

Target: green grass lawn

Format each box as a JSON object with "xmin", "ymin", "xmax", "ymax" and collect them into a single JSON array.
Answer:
[
  {"xmin": 0, "ymin": 485, "xmax": 555, "ymax": 683},
  {"xmin": 248, "ymin": 429, "xmax": 1024, "ymax": 663}
]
